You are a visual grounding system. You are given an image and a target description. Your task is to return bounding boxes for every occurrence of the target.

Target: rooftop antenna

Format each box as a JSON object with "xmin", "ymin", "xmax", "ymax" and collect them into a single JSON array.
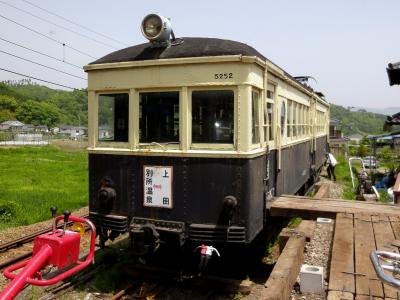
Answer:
[{"xmin": 293, "ymin": 76, "xmax": 318, "ymax": 87}]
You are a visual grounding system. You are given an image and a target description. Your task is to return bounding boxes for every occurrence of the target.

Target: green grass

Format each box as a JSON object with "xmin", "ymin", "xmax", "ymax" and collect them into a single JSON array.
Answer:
[
  {"xmin": 334, "ymin": 155, "xmax": 357, "ymax": 200},
  {"xmin": 0, "ymin": 145, "xmax": 88, "ymax": 229},
  {"xmin": 288, "ymin": 217, "xmax": 302, "ymax": 228}
]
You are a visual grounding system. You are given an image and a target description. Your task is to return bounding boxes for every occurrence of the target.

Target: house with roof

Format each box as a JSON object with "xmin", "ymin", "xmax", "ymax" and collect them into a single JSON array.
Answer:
[
  {"xmin": 35, "ymin": 125, "xmax": 49, "ymax": 133},
  {"xmin": 0, "ymin": 120, "xmax": 25, "ymax": 131},
  {"xmin": 348, "ymin": 133, "xmax": 364, "ymax": 145},
  {"xmin": 329, "ymin": 118, "xmax": 342, "ymax": 139},
  {"xmin": 22, "ymin": 124, "xmax": 35, "ymax": 132},
  {"xmin": 59, "ymin": 125, "xmax": 88, "ymax": 139},
  {"xmin": 328, "ymin": 118, "xmax": 350, "ymax": 155}
]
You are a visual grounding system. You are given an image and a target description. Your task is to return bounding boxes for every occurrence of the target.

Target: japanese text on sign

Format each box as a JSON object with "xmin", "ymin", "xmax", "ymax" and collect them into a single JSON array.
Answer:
[{"xmin": 143, "ymin": 166, "xmax": 173, "ymax": 208}]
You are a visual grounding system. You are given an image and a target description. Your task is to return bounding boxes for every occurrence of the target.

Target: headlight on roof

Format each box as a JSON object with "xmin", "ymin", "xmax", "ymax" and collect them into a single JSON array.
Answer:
[{"xmin": 141, "ymin": 14, "xmax": 172, "ymax": 43}]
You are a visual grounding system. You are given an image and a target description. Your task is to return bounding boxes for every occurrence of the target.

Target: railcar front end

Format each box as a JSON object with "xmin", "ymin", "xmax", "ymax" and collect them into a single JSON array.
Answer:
[{"xmin": 84, "ymin": 15, "xmax": 329, "ymax": 254}]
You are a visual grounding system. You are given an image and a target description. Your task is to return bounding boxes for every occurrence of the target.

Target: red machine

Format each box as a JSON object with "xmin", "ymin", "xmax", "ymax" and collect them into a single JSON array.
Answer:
[{"xmin": 0, "ymin": 208, "xmax": 96, "ymax": 300}]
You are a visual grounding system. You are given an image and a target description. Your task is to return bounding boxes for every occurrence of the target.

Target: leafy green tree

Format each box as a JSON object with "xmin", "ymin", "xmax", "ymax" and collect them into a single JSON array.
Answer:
[
  {"xmin": 0, "ymin": 110, "xmax": 15, "ymax": 122},
  {"xmin": 357, "ymin": 144, "xmax": 368, "ymax": 157},
  {"xmin": 0, "ymin": 95, "xmax": 18, "ymax": 122},
  {"xmin": 16, "ymin": 100, "xmax": 61, "ymax": 127},
  {"xmin": 0, "ymin": 95, "xmax": 18, "ymax": 111},
  {"xmin": 379, "ymin": 146, "xmax": 394, "ymax": 161}
]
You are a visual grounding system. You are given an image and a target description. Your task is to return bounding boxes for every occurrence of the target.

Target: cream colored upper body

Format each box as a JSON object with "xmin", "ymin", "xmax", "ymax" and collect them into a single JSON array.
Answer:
[{"xmin": 84, "ymin": 54, "xmax": 329, "ymax": 159}]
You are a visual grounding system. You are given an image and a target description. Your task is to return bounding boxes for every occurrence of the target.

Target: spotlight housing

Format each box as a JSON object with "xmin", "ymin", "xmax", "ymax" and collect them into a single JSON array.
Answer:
[{"xmin": 141, "ymin": 14, "xmax": 172, "ymax": 47}]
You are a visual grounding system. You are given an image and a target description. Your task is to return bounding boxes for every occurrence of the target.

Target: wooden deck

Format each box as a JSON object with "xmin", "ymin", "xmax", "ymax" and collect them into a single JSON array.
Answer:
[
  {"xmin": 328, "ymin": 213, "xmax": 400, "ymax": 299},
  {"xmin": 270, "ymin": 195, "xmax": 400, "ymax": 218},
  {"xmin": 270, "ymin": 195, "xmax": 400, "ymax": 299}
]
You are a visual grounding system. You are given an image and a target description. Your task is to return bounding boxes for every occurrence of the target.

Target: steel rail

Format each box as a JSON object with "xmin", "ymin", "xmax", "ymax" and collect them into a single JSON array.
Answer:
[{"xmin": 0, "ymin": 214, "xmax": 89, "ymax": 252}]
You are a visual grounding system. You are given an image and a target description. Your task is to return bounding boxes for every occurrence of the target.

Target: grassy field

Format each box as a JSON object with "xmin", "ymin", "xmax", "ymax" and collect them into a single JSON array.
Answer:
[
  {"xmin": 334, "ymin": 155, "xmax": 357, "ymax": 200},
  {"xmin": 334, "ymin": 155, "xmax": 393, "ymax": 202},
  {"xmin": 0, "ymin": 145, "xmax": 88, "ymax": 229}
]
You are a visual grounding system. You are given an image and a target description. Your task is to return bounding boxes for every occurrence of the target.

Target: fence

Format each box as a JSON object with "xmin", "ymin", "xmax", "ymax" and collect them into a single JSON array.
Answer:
[{"xmin": 0, "ymin": 131, "xmax": 49, "ymax": 146}]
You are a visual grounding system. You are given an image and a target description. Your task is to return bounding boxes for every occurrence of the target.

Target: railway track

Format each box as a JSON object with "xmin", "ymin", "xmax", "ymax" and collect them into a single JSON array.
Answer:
[
  {"xmin": 0, "ymin": 214, "xmax": 90, "ymax": 272},
  {"xmin": 0, "ymin": 213, "xmax": 278, "ymax": 299},
  {"xmin": 109, "ymin": 269, "xmax": 252, "ymax": 300},
  {"xmin": 0, "ymin": 213, "xmax": 89, "ymax": 253}
]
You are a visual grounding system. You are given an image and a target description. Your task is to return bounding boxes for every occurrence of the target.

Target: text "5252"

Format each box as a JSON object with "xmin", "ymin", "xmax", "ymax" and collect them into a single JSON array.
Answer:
[{"xmin": 214, "ymin": 73, "xmax": 233, "ymax": 79}]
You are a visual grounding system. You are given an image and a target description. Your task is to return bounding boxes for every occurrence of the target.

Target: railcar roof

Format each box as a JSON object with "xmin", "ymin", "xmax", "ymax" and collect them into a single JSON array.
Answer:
[
  {"xmin": 90, "ymin": 37, "xmax": 266, "ymax": 65},
  {"xmin": 88, "ymin": 37, "xmax": 328, "ymax": 103}
]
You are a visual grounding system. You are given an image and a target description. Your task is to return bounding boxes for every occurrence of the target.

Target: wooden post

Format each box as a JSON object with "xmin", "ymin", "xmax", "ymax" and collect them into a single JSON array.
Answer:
[
  {"xmin": 261, "ymin": 234, "xmax": 305, "ymax": 300},
  {"xmin": 393, "ymin": 174, "xmax": 400, "ymax": 204}
]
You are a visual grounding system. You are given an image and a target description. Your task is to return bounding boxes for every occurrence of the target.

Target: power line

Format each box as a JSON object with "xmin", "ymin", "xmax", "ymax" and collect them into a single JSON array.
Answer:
[
  {"xmin": 22, "ymin": 0, "xmax": 129, "ymax": 48},
  {"xmin": 0, "ymin": 0, "xmax": 118, "ymax": 50},
  {"xmin": 0, "ymin": 49, "xmax": 86, "ymax": 80},
  {"xmin": 0, "ymin": 13, "xmax": 97, "ymax": 59},
  {"xmin": 0, "ymin": 67, "xmax": 77, "ymax": 89},
  {"xmin": 0, "ymin": 36, "xmax": 82, "ymax": 69}
]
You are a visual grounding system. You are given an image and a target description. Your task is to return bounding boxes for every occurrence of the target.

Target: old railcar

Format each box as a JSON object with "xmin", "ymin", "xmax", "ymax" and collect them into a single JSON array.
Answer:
[{"xmin": 84, "ymin": 14, "xmax": 329, "ymax": 253}]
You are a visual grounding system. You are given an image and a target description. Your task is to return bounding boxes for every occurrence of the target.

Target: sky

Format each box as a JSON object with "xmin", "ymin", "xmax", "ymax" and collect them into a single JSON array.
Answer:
[{"xmin": 0, "ymin": 0, "xmax": 399, "ymax": 108}]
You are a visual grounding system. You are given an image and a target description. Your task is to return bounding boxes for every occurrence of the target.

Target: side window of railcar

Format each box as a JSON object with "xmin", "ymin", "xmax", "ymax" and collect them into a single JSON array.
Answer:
[
  {"xmin": 280, "ymin": 101, "xmax": 286, "ymax": 136},
  {"xmin": 292, "ymin": 102, "xmax": 296, "ymax": 138},
  {"xmin": 139, "ymin": 92, "xmax": 179, "ymax": 143},
  {"xmin": 287, "ymin": 100, "xmax": 292, "ymax": 138},
  {"xmin": 98, "ymin": 93, "xmax": 129, "ymax": 142},
  {"xmin": 192, "ymin": 90, "xmax": 234, "ymax": 143},
  {"xmin": 265, "ymin": 89, "xmax": 274, "ymax": 141},
  {"xmin": 252, "ymin": 90, "xmax": 260, "ymax": 144}
]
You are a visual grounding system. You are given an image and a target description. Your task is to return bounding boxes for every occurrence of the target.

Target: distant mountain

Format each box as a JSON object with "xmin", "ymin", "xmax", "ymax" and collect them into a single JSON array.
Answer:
[
  {"xmin": 0, "ymin": 80, "xmax": 87, "ymax": 127},
  {"xmin": 351, "ymin": 106, "xmax": 400, "ymax": 116},
  {"xmin": 330, "ymin": 103, "xmax": 388, "ymax": 135}
]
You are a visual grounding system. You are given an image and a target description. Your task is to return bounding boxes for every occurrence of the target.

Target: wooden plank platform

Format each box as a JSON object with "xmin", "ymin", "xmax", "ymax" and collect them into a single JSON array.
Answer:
[
  {"xmin": 270, "ymin": 194, "xmax": 400, "ymax": 299},
  {"xmin": 329, "ymin": 213, "xmax": 400, "ymax": 299},
  {"xmin": 270, "ymin": 195, "xmax": 400, "ymax": 219},
  {"xmin": 328, "ymin": 213, "xmax": 354, "ymax": 293}
]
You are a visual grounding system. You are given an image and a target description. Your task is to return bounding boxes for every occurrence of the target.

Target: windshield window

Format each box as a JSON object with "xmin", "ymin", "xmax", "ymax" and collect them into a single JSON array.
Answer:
[
  {"xmin": 192, "ymin": 90, "xmax": 234, "ymax": 143},
  {"xmin": 139, "ymin": 92, "xmax": 179, "ymax": 143},
  {"xmin": 98, "ymin": 93, "xmax": 129, "ymax": 142}
]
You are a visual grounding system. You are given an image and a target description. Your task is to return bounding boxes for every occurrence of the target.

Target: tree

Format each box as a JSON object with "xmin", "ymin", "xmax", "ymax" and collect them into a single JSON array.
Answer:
[
  {"xmin": 0, "ymin": 95, "xmax": 18, "ymax": 122},
  {"xmin": 16, "ymin": 100, "xmax": 61, "ymax": 127},
  {"xmin": 357, "ymin": 144, "xmax": 368, "ymax": 157},
  {"xmin": 380, "ymin": 146, "xmax": 394, "ymax": 161},
  {"xmin": 0, "ymin": 95, "xmax": 18, "ymax": 111}
]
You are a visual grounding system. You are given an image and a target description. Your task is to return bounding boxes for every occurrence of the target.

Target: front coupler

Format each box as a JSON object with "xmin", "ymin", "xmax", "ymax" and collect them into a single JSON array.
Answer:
[{"xmin": 0, "ymin": 211, "xmax": 96, "ymax": 300}]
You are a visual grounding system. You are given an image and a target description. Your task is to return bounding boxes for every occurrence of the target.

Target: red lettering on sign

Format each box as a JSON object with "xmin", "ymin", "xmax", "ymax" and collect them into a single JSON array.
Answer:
[{"xmin": 153, "ymin": 184, "xmax": 162, "ymax": 189}]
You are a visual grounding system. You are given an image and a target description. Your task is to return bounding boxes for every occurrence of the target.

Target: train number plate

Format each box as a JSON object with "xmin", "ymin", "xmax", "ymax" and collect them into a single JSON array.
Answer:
[{"xmin": 143, "ymin": 166, "xmax": 173, "ymax": 208}]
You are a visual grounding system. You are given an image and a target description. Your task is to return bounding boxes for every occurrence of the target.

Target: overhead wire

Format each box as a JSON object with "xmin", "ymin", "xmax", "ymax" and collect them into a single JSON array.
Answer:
[
  {"xmin": 0, "ymin": 37, "xmax": 82, "ymax": 69},
  {"xmin": 0, "ymin": 13, "xmax": 97, "ymax": 59},
  {"xmin": 21, "ymin": 0, "xmax": 129, "ymax": 47},
  {"xmin": 0, "ymin": 49, "xmax": 86, "ymax": 80},
  {"xmin": 0, "ymin": 0, "xmax": 119, "ymax": 50},
  {"xmin": 0, "ymin": 67, "xmax": 77, "ymax": 90}
]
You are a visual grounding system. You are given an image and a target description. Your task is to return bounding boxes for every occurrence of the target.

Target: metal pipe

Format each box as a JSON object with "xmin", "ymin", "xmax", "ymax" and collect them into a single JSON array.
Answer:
[
  {"xmin": 370, "ymin": 250, "xmax": 400, "ymax": 289},
  {"xmin": 0, "ymin": 244, "xmax": 52, "ymax": 300},
  {"xmin": 50, "ymin": 207, "xmax": 57, "ymax": 234},
  {"xmin": 62, "ymin": 210, "xmax": 71, "ymax": 237},
  {"xmin": 348, "ymin": 157, "xmax": 365, "ymax": 189}
]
